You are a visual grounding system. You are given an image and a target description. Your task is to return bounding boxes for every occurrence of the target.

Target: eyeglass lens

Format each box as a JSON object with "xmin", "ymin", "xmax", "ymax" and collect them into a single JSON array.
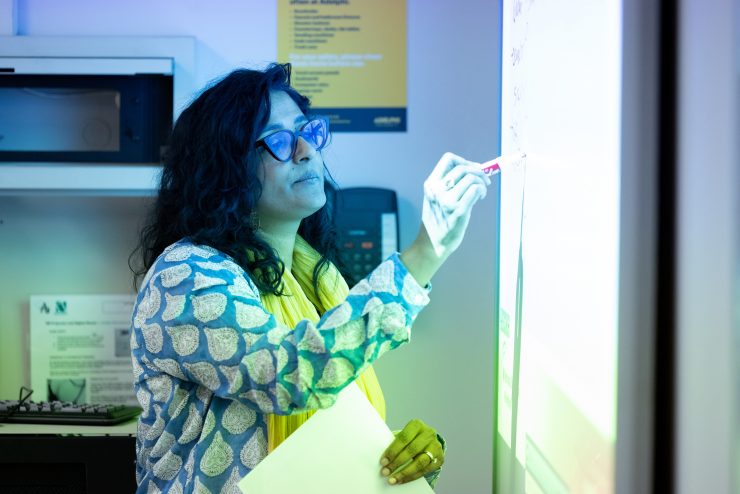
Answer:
[{"xmin": 263, "ymin": 118, "xmax": 329, "ymax": 162}]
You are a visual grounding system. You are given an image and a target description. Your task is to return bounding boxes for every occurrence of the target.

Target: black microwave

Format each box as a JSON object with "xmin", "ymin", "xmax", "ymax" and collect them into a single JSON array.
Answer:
[{"xmin": 0, "ymin": 73, "xmax": 173, "ymax": 164}]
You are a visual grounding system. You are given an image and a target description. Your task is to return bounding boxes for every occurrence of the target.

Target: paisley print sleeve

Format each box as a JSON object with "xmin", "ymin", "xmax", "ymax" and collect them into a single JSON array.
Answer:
[{"xmin": 130, "ymin": 243, "xmax": 430, "ymax": 415}]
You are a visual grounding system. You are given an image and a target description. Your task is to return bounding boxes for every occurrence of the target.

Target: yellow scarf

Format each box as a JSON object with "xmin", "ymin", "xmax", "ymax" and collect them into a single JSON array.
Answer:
[{"xmin": 259, "ymin": 235, "xmax": 386, "ymax": 453}]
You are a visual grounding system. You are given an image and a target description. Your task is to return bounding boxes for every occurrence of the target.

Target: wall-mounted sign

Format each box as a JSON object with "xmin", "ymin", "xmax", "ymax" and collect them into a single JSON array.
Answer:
[
  {"xmin": 30, "ymin": 294, "xmax": 137, "ymax": 406},
  {"xmin": 278, "ymin": 0, "xmax": 407, "ymax": 132}
]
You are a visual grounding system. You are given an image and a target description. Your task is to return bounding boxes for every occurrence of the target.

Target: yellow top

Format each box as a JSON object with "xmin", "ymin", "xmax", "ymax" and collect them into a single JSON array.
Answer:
[{"xmin": 259, "ymin": 235, "xmax": 386, "ymax": 453}]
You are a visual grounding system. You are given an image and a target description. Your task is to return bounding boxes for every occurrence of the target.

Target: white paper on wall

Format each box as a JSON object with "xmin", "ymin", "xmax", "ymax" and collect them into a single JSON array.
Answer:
[{"xmin": 29, "ymin": 294, "xmax": 137, "ymax": 405}]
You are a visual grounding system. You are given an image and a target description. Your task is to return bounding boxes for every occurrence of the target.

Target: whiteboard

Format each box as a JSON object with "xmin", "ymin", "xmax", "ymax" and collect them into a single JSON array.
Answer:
[{"xmin": 497, "ymin": 0, "xmax": 622, "ymax": 492}]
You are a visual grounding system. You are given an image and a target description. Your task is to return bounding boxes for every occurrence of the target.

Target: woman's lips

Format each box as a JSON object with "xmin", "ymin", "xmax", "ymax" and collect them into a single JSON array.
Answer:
[{"xmin": 294, "ymin": 174, "xmax": 320, "ymax": 184}]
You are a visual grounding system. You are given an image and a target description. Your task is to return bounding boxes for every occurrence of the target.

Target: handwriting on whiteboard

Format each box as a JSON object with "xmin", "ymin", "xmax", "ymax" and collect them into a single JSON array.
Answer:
[{"xmin": 507, "ymin": 0, "xmax": 535, "ymax": 152}]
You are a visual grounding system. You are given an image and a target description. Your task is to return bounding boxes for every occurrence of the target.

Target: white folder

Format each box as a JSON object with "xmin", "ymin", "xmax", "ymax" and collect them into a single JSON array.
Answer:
[{"xmin": 238, "ymin": 383, "xmax": 435, "ymax": 493}]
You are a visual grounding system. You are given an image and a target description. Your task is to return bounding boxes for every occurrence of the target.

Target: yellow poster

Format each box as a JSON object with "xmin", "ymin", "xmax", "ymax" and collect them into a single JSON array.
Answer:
[{"xmin": 278, "ymin": 0, "xmax": 407, "ymax": 132}]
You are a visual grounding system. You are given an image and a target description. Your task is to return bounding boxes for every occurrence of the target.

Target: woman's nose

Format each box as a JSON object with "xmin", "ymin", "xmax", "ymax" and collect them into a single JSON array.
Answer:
[{"xmin": 292, "ymin": 136, "xmax": 316, "ymax": 164}]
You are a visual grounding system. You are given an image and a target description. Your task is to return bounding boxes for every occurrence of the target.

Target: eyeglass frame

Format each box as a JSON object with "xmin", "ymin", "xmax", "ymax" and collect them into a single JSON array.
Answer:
[{"xmin": 256, "ymin": 116, "xmax": 331, "ymax": 163}]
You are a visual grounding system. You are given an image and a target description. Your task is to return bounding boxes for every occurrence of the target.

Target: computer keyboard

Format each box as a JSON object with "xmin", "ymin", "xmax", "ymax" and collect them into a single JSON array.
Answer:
[{"xmin": 0, "ymin": 400, "xmax": 141, "ymax": 426}]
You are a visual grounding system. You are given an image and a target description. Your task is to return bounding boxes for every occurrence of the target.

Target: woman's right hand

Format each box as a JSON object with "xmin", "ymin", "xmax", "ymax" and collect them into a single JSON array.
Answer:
[
  {"xmin": 421, "ymin": 152, "xmax": 490, "ymax": 260},
  {"xmin": 400, "ymin": 152, "xmax": 490, "ymax": 287}
]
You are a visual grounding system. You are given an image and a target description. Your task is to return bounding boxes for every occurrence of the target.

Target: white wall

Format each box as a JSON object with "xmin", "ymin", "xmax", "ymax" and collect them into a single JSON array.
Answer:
[{"xmin": 1, "ymin": 1, "xmax": 502, "ymax": 492}]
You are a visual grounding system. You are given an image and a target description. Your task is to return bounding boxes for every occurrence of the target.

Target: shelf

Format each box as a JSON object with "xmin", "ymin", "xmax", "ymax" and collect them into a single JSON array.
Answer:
[{"xmin": 0, "ymin": 164, "xmax": 162, "ymax": 195}]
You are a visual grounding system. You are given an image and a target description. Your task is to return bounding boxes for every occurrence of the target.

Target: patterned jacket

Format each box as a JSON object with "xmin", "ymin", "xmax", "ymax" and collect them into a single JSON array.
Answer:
[{"xmin": 130, "ymin": 240, "xmax": 431, "ymax": 493}]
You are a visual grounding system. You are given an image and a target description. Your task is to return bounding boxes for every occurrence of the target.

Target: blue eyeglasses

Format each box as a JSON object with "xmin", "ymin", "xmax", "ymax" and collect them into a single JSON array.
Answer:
[{"xmin": 257, "ymin": 117, "xmax": 330, "ymax": 162}]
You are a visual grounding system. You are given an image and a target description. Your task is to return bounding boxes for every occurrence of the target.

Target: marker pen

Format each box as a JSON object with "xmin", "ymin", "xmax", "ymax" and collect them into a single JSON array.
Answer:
[
  {"xmin": 479, "ymin": 153, "xmax": 526, "ymax": 177},
  {"xmin": 481, "ymin": 160, "xmax": 501, "ymax": 176}
]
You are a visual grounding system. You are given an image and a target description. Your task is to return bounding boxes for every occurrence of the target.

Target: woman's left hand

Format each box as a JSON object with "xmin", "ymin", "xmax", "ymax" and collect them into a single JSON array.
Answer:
[{"xmin": 379, "ymin": 419, "xmax": 445, "ymax": 485}]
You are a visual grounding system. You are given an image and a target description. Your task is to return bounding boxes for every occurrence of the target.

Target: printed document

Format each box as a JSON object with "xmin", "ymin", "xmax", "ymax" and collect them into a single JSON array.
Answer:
[{"xmin": 29, "ymin": 294, "xmax": 137, "ymax": 405}]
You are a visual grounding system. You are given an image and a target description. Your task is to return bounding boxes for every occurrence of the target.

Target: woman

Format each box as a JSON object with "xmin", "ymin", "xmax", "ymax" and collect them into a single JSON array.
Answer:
[{"xmin": 129, "ymin": 63, "xmax": 489, "ymax": 493}]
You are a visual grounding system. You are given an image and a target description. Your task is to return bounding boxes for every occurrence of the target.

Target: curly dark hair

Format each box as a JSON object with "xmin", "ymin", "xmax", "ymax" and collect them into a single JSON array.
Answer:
[{"xmin": 130, "ymin": 63, "xmax": 341, "ymax": 297}]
